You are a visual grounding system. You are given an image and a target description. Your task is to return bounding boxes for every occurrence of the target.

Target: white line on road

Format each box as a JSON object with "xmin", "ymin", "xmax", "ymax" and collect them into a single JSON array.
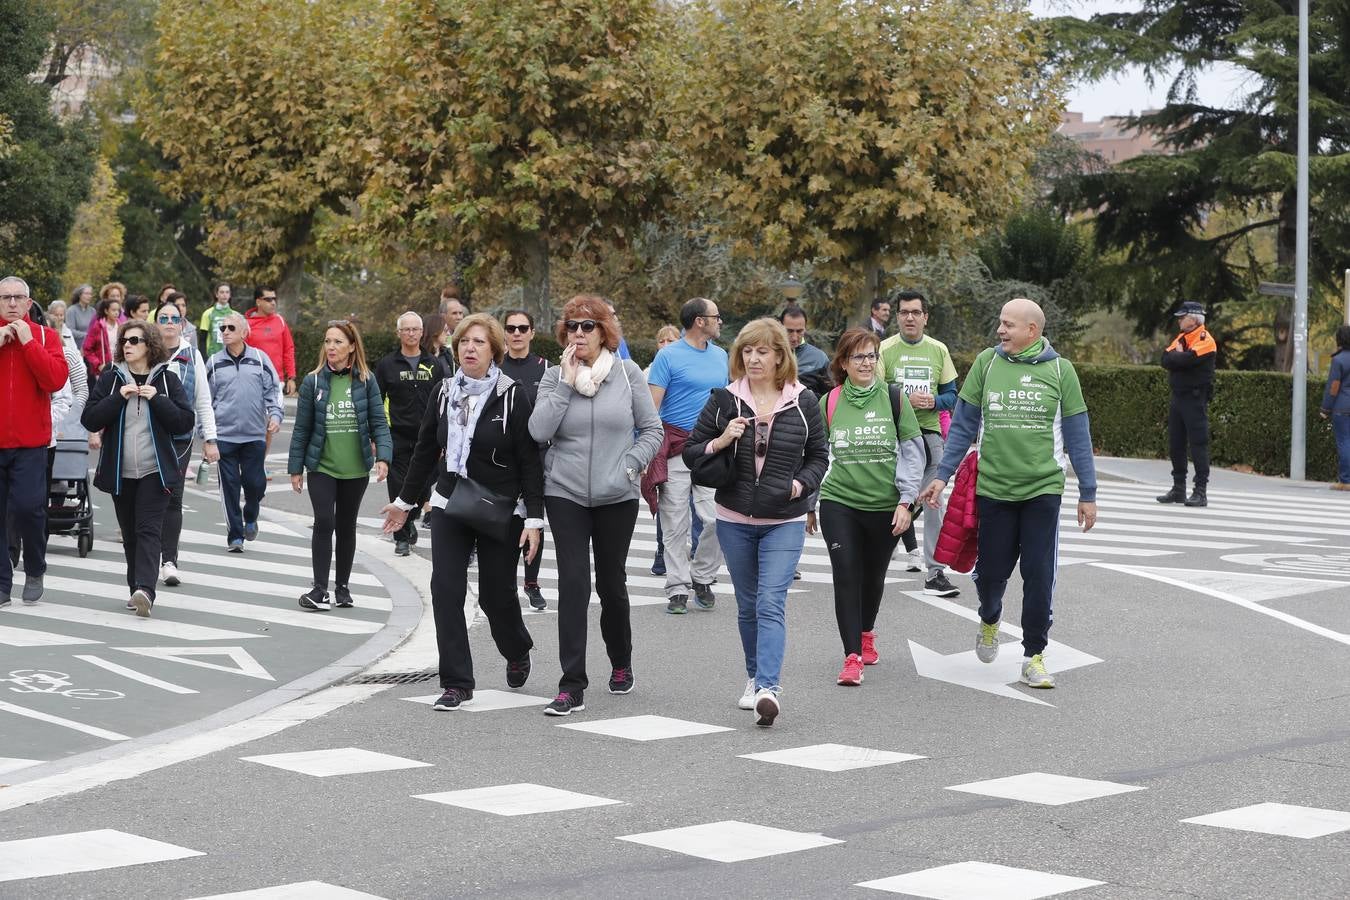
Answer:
[
  {"xmin": 0, "ymin": 700, "xmax": 130, "ymax": 742},
  {"xmin": 3, "ymin": 594, "xmax": 266, "ymax": 642},
  {"xmin": 0, "ymin": 626, "xmax": 102, "ymax": 648},
  {"xmin": 73, "ymin": 656, "xmax": 199, "ymax": 695}
]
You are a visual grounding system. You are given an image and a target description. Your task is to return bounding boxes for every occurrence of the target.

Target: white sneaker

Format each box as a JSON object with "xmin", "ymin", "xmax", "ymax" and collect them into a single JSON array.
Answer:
[
  {"xmin": 737, "ymin": 678, "xmax": 756, "ymax": 710},
  {"xmin": 753, "ymin": 688, "xmax": 780, "ymax": 727},
  {"xmin": 905, "ymin": 547, "xmax": 923, "ymax": 572},
  {"xmin": 160, "ymin": 562, "xmax": 180, "ymax": 587}
]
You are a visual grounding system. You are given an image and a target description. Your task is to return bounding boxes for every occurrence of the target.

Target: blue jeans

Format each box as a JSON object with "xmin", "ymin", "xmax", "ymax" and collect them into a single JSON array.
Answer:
[
  {"xmin": 716, "ymin": 519, "xmax": 805, "ymax": 691},
  {"xmin": 216, "ymin": 440, "xmax": 267, "ymax": 543},
  {"xmin": 1335, "ymin": 414, "xmax": 1350, "ymax": 484}
]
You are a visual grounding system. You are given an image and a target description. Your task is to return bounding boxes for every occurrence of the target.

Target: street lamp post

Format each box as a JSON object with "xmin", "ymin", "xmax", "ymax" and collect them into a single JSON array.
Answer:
[
  {"xmin": 1291, "ymin": 0, "xmax": 1310, "ymax": 480},
  {"xmin": 779, "ymin": 276, "xmax": 804, "ymax": 303}
]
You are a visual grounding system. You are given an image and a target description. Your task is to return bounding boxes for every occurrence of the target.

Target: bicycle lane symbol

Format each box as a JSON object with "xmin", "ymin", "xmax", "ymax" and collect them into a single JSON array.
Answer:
[{"xmin": 1, "ymin": 669, "xmax": 125, "ymax": 701}]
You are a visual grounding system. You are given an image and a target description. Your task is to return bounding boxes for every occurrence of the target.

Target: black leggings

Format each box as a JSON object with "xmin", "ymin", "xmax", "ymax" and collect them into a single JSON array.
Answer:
[
  {"xmin": 161, "ymin": 439, "xmax": 193, "ymax": 565},
  {"xmin": 819, "ymin": 500, "xmax": 901, "ymax": 656},
  {"xmin": 307, "ymin": 471, "xmax": 368, "ymax": 590}
]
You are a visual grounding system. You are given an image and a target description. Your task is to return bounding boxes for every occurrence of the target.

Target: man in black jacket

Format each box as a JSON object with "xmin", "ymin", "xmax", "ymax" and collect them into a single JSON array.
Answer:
[
  {"xmin": 1157, "ymin": 301, "xmax": 1218, "ymax": 508},
  {"xmin": 499, "ymin": 309, "xmax": 550, "ymax": 609},
  {"xmin": 375, "ymin": 311, "xmax": 445, "ymax": 555}
]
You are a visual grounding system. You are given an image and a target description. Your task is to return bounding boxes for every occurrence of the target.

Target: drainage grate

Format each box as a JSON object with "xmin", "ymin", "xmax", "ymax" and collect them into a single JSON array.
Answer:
[{"xmin": 347, "ymin": 671, "xmax": 438, "ymax": 685}]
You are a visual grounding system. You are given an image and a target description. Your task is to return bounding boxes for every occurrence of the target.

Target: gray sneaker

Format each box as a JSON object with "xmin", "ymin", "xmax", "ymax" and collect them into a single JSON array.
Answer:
[
  {"xmin": 692, "ymin": 582, "xmax": 716, "ymax": 610},
  {"xmin": 975, "ymin": 621, "xmax": 1000, "ymax": 663},
  {"xmin": 666, "ymin": 594, "xmax": 688, "ymax": 615},
  {"xmin": 21, "ymin": 575, "xmax": 42, "ymax": 605},
  {"xmin": 1020, "ymin": 654, "xmax": 1055, "ymax": 688}
]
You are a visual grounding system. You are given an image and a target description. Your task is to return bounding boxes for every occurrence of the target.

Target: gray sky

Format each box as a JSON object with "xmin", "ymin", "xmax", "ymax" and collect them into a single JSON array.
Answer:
[{"xmin": 1030, "ymin": 0, "xmax": 1250, "ymax": 120}]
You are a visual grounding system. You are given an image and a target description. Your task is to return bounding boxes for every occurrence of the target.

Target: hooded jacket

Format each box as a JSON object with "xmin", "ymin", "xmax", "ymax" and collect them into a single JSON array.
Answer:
[
  {"xmin": 244, "ymin": 308, "xmax": 297, "ymax": 380},
  {"xmin": 0, "ymin": 314, "xmax": 69, "ymax": 449},
  {"xmin": 682, "ymin": 379, "xmax": 830, "ymax": 521},
  {"xmin": 81, "ymin": 362, "xmax": 195, "ymax": 494}
]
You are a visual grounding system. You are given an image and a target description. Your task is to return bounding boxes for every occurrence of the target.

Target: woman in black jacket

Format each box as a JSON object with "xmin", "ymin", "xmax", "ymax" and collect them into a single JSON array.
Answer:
[
  {"xmin": 382, "ymin": 313, "xmax": 544, "ymax": 712},
  {"xmin": 82, "ymin": 320, "xmax": 195, "ymax": 617},
  {"xmin": 683, "ymin": 318, "xmax": 829, "ymax": 727}
]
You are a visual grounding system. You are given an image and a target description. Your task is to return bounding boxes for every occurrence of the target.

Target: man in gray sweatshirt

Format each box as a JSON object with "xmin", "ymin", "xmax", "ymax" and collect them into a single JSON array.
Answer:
[{"xmin": 206, "ymin": 313, "xmax": 282, "ymax": 552}]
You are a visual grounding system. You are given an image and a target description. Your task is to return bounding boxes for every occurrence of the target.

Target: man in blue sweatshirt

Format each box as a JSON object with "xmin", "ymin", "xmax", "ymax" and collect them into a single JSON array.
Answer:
[{"xmin": 918, "ymin": 298, "xmax": 1097, "ymax": 690}]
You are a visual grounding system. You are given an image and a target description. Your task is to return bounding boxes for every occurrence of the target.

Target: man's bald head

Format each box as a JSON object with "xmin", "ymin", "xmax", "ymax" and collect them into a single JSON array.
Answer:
[{"xmin": 997, "ymin": 297, "xmax": 1046, "ymax": 354}]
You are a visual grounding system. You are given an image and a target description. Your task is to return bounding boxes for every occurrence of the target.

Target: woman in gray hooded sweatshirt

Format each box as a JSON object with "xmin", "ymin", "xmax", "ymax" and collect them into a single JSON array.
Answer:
[{"xmin": 528, "ymin": 295, "xmax": 662, "ymax": 717}]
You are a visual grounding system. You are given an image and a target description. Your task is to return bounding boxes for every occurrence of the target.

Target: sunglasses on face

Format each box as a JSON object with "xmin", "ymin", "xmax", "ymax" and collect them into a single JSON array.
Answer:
[
  {"xmin": 564, "ymin": 320, "xmax": 597, "ymax": 334},
  {"xmin": 219, "ymin": 324, "xmax": 237, "ymax": 333},
  {"xmin": 157, "ymin": 315, "xmax": 182, "ymax": 324},
  {"xmin": 504, "ymin": 324, "xmax": 532, "ymax": 335},
  {"xmin": 755, "ymin": 421, "xmax": 769, "ymax": 458},
  {"xmin": 120, "ymin": 335, "xmax": 145, "ymax": 346}
]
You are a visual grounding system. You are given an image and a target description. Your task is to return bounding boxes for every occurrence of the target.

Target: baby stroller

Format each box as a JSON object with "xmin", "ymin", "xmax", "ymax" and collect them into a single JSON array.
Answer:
[{"xmin": 47, "ymin": 430, "xmax": 95, "ymax": 558}]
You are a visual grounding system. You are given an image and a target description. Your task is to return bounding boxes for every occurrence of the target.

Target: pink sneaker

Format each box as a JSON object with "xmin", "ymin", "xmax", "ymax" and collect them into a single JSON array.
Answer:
[
  {"xmin": 861, "ymin": 631, "xmax": 879, "ymax": 665},
  {"xmin": 837, "ymin": 653, "xmax": 864, "ymax": 686}
]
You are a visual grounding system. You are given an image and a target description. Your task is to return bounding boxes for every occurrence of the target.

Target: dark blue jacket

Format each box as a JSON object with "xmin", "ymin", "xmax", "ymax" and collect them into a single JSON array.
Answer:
[
  {"xmin": 288, "ymin": 366, "xmax": 393, "ymax": 475},
  {"xmin": 82, "ymin": 362, "xmax": 195, "ymax": 494}
]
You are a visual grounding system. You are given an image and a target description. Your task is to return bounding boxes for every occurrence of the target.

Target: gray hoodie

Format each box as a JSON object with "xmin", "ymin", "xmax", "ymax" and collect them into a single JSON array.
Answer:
[{"xmin": 529, "ymin": 358, "xmax": 662, "ymax": 507}]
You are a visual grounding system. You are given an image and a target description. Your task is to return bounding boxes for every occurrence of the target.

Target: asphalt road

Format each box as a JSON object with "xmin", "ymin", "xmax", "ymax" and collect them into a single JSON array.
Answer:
[{"xmin": 1, "ymin": 457, "xmax": 1348, "ymax": 899}]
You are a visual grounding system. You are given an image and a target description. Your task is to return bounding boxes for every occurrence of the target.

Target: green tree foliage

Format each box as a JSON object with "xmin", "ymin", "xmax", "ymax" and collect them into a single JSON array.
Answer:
[
  {"xmin": 0, "ymin": 0, "xmax": 95, "ymax": 300},
  {"xmin": 1047, "ymin": 1, "xmax": 1350, "ymax": 369},
  {"xmin": 354, "ymin": 0, "xmax": 670, "ymax": 325},
  {"xmin": 142, "ymin": 0, "xmax": 377, "ymax": 319},
  {"xmin": 663, "ymin": 0, "xmax": 1062, "ymax": 326},
  {"xmin": 60, "ymin": 154, "xmax": 125, "ymax": 289},
  {"xmin": 41, "ymin": 0, "xmax": 155, "ymax": 87},
  {"xmin": 977, "ymin": 205, "xmax": 1106, "ymax": 318}
]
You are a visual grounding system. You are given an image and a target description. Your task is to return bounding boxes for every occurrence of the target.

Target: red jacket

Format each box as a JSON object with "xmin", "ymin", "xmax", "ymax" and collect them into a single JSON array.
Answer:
[
  {"xmin": 934, "ymin": 451, "xmax": 979, "ymax": 574},
  {"xmin": 1, "ymin": 316, "xmax": 69, "ymax": 449},
  {"xmin": 244, "ymin": 309, "xmax": 296, "ymax": 380}
]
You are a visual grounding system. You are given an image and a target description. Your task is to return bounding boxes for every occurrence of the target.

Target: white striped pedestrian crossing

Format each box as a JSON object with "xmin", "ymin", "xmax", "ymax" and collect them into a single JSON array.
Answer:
[
  {"xmin": 89, "ymin": 543, "xmax": 382, "ymax": 588},
  {"xmin": 0, "ymin": 626, "xmax": 101, "ymax": 647},
  {"xmin": 3, "ymin": 596, "xmax": 265, "ymax": 642}
]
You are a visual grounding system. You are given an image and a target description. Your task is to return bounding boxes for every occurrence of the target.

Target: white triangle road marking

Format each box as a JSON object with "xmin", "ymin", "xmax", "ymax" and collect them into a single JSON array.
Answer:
[{"xmin": 113, "ymin": 646, "xmax": 275, "ymax": 681}]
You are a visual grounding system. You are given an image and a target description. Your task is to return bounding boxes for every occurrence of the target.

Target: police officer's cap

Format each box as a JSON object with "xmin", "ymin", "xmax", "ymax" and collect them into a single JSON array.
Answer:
[{"xmin": 1173, "ymin": 301, "xmax": 1206, "ymax": 317}]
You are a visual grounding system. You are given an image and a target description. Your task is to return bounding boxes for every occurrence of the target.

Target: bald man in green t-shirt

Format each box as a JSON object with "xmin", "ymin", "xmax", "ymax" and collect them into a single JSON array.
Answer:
[{"xmin": 918, "ymin": 298, "xmax": 1098, "ymax": 690}]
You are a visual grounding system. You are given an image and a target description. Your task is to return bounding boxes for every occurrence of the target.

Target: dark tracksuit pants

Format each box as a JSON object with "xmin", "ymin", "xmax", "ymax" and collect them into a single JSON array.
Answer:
[
  {"xmin": 820, "ymin": 500, "xmax": 902, "ymax": 656},
  {"xmin": 0, "ymin": 447, "xmax": 49, "ymax": 594},
  {"xmin": 388, "ymin": 432, "xmax": 422, "ymax": 537},
  {"xmin": 546, "ymin": 496, "xmax": 637, "ymax": 695},
  {"xmin": 430, "ymin": 507, "xmax": 532, "ymax": 692},
  {"xmin": 161, "ymin": 439, "xmax": 192, "ymax": 565},
  {"xmin": 1168, "ymin": 387, "xmax": 1210, "ymax": 489},
  {"xmin": 972, "ymin": 493, "xmax": 1061, "ymax": 658},
  {"xmin": 112, "ymin": 475, "xmax": 170, "ymax": 599},
  {"xmin": 217, "ymin": 439, "xmax": 266, "ymax": 543}
]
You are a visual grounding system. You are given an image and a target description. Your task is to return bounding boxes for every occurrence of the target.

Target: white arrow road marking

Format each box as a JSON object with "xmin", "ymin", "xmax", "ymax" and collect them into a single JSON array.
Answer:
[
  {"xmin": 72, "ymin": 656, "xmax": 199, "ymax": 695},
  {"xmin": 1093, "ymin": 563, "xmax": 1350, "ymax": 647},
  {"xmin": 113, "ymin": 646, "xmax": 274, "ymax": 681},
  {"xmin": 0, "ymin": 626, "xmax": 101, "ymax": 648},
  {"xmin": 0, "ymin": 700, "xmax": 130, "ymax": 741},
  {"xmin": 904, "ymin": 591, "xmax": 1103, "ymax": 706}
]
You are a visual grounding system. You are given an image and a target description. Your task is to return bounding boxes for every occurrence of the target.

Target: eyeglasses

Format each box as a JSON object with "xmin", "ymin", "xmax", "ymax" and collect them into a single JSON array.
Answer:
[
  {"xmin": 396, "ymin": 326, "xmax": 422, "ymax": 333},
  {"xmin": 0, "ymin": 294, "xmax": 27, "ymax": 304},
  {"xmin": 755, "ymin": 421, "xmax": 769, "ymax": 458},
  {"xmin": 504, "ymin": 324, "xmax": 532, "ymax": 335},
  {"xmin": 897, "ymin": 309, "xmax": 926, "ymax": 318},
  {"xmin": 699, "ymin": 313, "xmax": 724, "ymax": 322},
  {"xmin": 260, "ymin": 296, "xmax": 277, "ymax": 303},
  {"xmin": 219, "ymin": 324, "xmax": 237, "ymax": 333},
  {"xmin": 564, "ymin": 320, "xmax": 597, "ymax": 333},
  {"xmin": 157, "ymin": 315, "xmax": 182, "ymax": 324},
  {"xmin": 849, "ymin": 352, "xmax": 879, "ymax": 364},
  {"xmin": 120, "ymin": 335, "xmax": 145, "ymax": 346}
]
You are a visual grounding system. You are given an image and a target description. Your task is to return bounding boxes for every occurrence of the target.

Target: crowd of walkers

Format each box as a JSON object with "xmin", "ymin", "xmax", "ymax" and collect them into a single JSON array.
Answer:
[{"xmin": 1, "ymin": 269, "xmax": 1103, "ymax": 726}]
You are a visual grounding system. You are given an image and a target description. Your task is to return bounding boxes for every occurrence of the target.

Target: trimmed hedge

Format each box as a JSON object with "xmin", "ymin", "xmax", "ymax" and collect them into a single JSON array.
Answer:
[{"xmin": 1075, "ymin": 364, "xmax": 1339, "ymax": 482}]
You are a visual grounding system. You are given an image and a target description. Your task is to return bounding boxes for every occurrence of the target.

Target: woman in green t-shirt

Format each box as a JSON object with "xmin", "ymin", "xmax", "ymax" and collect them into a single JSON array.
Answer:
[
  {"xmin": 288, "ymin": 321, "xmax": 393, "ymax": 610},
  {"xmin": 814, "ymin": 329, "xmax": 925, "ymax": 687}
]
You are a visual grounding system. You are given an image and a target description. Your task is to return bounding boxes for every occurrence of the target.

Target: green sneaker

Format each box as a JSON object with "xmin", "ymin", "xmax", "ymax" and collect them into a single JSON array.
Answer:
[
  {"xmin": 1020, "ymin": 654, "xmax": 1055, "ymax": 688},
  {"xmin": 975, "ymin": 621, "xmax": 1000, "ymax": 663}
]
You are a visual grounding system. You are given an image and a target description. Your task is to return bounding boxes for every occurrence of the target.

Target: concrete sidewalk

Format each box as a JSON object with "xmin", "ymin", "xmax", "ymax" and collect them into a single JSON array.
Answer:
[{"xmin": 1092, "ymin": 454, "xmax": 1343, "ymax": 497}]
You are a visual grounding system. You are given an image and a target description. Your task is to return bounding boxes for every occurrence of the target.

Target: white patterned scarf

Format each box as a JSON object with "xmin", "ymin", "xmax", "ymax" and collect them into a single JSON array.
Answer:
[{"xmin": 444, "ymin": 364, "xmax": 499, "ymax": 476}]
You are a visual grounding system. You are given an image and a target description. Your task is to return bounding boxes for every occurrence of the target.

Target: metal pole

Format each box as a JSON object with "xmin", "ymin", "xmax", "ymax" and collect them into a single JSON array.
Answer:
[{"xmin": 1291, "ymin": 0, "xmax": 1310, "ymax": 480}]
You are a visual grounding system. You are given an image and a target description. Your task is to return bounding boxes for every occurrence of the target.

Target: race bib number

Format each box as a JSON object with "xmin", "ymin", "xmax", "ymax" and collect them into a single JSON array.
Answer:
[{"xmin": 901, "ymin": 364, "xmax": 931, "ymax": 396}]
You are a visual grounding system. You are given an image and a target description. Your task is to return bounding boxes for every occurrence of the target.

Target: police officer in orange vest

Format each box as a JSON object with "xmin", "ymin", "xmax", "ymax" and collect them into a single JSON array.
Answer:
[{"xmin": 1157, "ymin": 301, "xmax": 1217, "ymax": 507}]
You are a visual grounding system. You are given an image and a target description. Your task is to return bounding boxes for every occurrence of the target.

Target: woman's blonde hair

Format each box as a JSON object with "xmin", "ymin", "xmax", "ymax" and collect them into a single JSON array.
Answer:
[
  {"xmin": 728, "ymin": 317, "xmax": 797, "ymax": 389},
  {"xmin": 654, "ymin": 324, "xmax": 680, "ymax": 345},
  {"xmin": 311, "ymin": 320, "xmax": 373, "ymax": 381},
  {"xmin": 451, "ymin": 313, "xmax": 506, "ymax": 365}
]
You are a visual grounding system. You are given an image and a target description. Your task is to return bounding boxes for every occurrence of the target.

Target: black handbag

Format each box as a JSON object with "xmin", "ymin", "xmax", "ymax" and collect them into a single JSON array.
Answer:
[
  {"xmin": 443, "ymin": 475, "xmax": 516, "ymax": 544},
  {"xmin": 689, "ymin": 392, "xmax": 741, "ymax": 489}
]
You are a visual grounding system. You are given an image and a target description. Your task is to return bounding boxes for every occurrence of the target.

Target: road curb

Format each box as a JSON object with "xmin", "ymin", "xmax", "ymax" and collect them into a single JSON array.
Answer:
[{"xmin": 1, "ymin": 495, "xmax": 423, "ymax": 793}]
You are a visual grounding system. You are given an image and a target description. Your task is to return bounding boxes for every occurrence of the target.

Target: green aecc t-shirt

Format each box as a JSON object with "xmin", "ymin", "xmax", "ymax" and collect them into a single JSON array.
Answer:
[
  {"xmin": 959, "ymin": 347, "xmax": 1087, "ymax": 502},
  {"xmin": 819, "ymin": 385, "xmax": 922, "ymax": 511},
  {"xmin": 317, "ymin": 374, "xmax": 367, "ymax": 480},
  {"xmin": 880, "ymin": 333, "xmax": 958, "ymax": 433}
]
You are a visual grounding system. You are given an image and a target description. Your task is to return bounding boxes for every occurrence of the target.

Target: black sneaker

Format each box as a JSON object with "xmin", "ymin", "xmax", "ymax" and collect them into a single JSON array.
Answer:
[
  {"xmin": 506, "ymin": 652, "xmax": 531, "ymax": 689},
  {"xmin": 333, "ymin": 585, "xmax": 353, "ymax": 608},
  {"xmin": 608, "ymin": 666, "xmax": 635, "ymax": 694},
  {"xmin": 406, "ymin": 524, "xmax": 419, "ymax": 546},
  {"xmin": 692, "ymin": 582, "xmax": 716, "ymax": 610},
  {"xmin": 524, "ymin": 584, "xmax": 546, "ymax": 611},
  {"xmin": 543, "ymin": 691, "xmax": 585, "ymax": 716},
  {"xmin": 299, "ymin": 586, "xmax": 331, "ymax": 611},
  {"xmin": 650, "ymin": 555, "xmax": 666, "ymax": 576},
  {"xmin": 924, "ymin": 573, "xmax": 960, "ymax": 598},
  {"xmin": 793, "ymin": 570, "xmax": 802, "ymax": 581},
  {"xmin": 666, "ymin": 594, "xmax": 688, "ymax": 615},
  {"xmin": 433, "ymin": 687, "xmax": 472, "ymax": 710},
  {"xmin": 394, "ymin": 538, "xmax": 410, "ymax": 557}
]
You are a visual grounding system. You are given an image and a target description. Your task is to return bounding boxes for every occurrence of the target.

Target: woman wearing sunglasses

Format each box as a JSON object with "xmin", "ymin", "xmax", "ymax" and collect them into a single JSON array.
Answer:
[
  {"xmin": 682, "ymin": 318, "xmax": 829, "ymax": 726},
  {"xmin": 814, "ymin": 328, "xmax": 924, "ymax": 687},
  {"xmin": 528, "ymin": 296, "xmax": 662, "ymax": 717},
  {"xmin": 290, "ymin": 320, "xmax": 392, "ymax": 611},
  {"xmin": 82, "ymin": 320, "xmax": 196, "ymax": 617},
  {"xmin": 382, "ymin": 313, "xmax": 544, "ymax": 711}
]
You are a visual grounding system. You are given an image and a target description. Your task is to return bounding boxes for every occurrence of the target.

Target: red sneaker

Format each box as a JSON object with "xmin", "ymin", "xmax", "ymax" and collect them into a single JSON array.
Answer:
[
  {"xmin": 861, "ymin": 631, "xmax": 879, "ymax": 665},
  {"xmin": 837, "ymin": 653, "xmax": 864, "ymax": 686}
]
